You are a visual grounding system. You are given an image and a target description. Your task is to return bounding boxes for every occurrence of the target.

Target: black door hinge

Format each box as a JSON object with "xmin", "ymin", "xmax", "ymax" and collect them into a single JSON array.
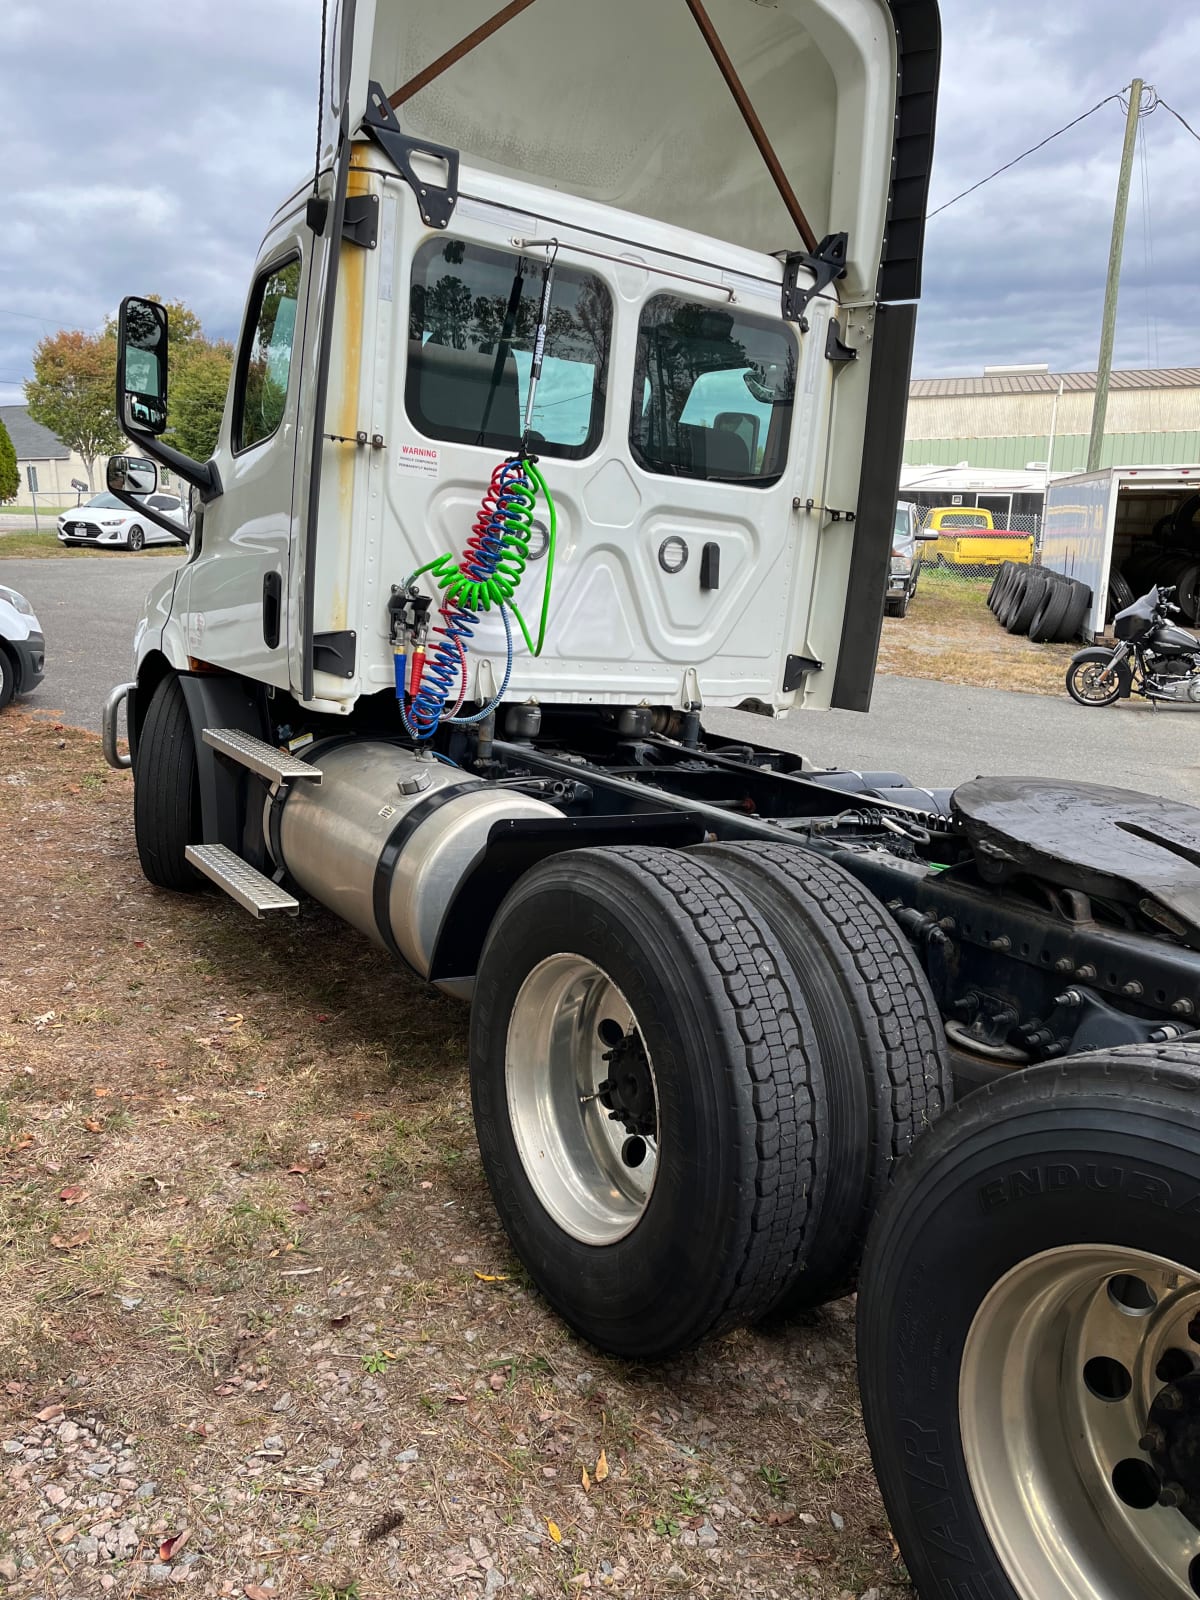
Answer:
[
  {"xmin": 342, "ymin": 193, "xmax": 379, "ymax": 250},
  {"xmin": 825, "ymin": 317, "xmax": 857, "ymax": 364},
  {"xmin": 783, "ymin": 654, "xmax": 824, "ymax": 692},
  {"xmin": 362, "ymin": 81, "xmax": 459, "ymax": 230},
  {"xmin": 782, "ymin": 232, "xmax": 849, "ymax": 330},
  {"xmin": 793, "ymin": 497, "xmax": 856, "ymax": 523}
]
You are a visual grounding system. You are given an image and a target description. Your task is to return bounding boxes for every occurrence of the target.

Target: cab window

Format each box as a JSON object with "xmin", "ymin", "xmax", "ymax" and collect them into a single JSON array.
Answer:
[
  {"xmin": 406, "ymin": 238, "xmax": 611, "ymax": 459},
  {"xmin": 233, "ymin": 257, "xmax": 302, "ymax": 453},
  {"xmin": 631, "ymin": 296, "xmax": 796, "ymax": 486}
]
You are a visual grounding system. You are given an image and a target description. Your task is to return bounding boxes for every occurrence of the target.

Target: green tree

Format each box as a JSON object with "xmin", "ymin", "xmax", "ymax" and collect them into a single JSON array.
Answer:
[
  {"xmin": 0, "ymin": 417, "xmax": 18, "ymax": 502},
  {"xmin": 169, "ymin": 344, "xmax": 233, "ymax": 460},
  {"xmin": 25, "ymin": 329, "xmax": 124, "ymax": 488}
]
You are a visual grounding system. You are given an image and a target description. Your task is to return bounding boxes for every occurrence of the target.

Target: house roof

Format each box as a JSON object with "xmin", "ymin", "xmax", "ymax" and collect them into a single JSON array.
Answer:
[
  {"xmin": 909, "ymin": 368, "xmax": 1200, "ymax": 399},
  {"xmin": 0, "ymin": 404, "xmax": 69, "ymax": 460}
]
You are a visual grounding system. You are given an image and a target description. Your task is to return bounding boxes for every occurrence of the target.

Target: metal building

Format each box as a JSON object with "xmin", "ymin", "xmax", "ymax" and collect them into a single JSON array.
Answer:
[{"xmin": 904, "ymin": 367, "xmax": 1200, "ymax": 476}]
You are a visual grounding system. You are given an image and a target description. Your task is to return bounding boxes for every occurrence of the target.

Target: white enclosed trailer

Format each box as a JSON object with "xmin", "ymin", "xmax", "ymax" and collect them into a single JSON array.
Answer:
[
  {"xmin": 100, "ymin": 13, "xmax": 1200, "ymax": 1582},
  {"xmin": 1040, "ymin": 464, "xmax": 1200, "ymax": 637}
]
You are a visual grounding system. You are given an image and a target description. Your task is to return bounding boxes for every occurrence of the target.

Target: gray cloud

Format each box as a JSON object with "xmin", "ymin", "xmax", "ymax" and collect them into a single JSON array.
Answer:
[{"xmin": 0, "ymin": 0, "xmax": 1196, "ymax": 406}]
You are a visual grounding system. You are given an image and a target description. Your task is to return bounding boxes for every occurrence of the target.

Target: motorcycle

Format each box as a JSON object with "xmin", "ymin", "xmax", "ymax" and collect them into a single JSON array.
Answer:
[{"xmin": 1065, "ymin": 583, "xmax": 1200, "ymax": 708}]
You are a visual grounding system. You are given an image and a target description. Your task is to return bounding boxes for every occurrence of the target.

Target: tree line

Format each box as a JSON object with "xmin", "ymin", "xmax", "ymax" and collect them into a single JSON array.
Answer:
[{"xmin": 5, "ymin": 298, "xmax": 234, "ymax": 494}]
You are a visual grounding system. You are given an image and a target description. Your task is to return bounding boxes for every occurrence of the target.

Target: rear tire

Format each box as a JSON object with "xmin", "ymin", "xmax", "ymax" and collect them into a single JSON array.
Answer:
[
  {"xmin": 697, "ymin": 843, "xmax": 952, "ymax": 1311},
  {"xmin": 133, "ymin": 674, "xmax": 204, "ymax": 891},
  {"xmin": 469, "ymin": 847, "xmax": 828, "ymax": 1358},
  {"xmin": 858, "ymin": 1046, "xmax": 1200, "ymax": 1600}
]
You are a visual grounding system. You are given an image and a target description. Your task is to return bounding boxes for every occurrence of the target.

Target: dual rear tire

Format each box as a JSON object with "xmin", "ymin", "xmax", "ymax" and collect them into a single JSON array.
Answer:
[{"xmin": 469, "ymin": 843, "xmax": 951, "ymax": 1357}]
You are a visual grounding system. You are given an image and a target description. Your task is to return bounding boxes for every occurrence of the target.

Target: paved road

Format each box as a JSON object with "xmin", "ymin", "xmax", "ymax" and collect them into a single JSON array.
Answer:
[
  {"xmin": 4, "ymin": 553, "xmax": 1199, "ymax": 805},
  {"xmin": 3, "ymin": 555, "xmax": 182, "ymax": 731}
]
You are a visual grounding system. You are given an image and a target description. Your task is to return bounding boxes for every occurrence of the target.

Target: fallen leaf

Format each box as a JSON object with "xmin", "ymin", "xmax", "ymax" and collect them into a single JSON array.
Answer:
[
  {"xmin": 488, "ymin": 1371, "xmax": 507, "ymax": 1392},
  {"xmin": 4, "ymin": 1382, "xmax": 27, "ymax": 1396},
  {"xmin": 286, "ymin": 1164, "xmax": 310, "ymax": 1176},
  {"xmin": 547, "ymin": 1520, "xmax": 562, "ymax": 1544},
  {"xmin": 159, "ymin": 1529, "xmax": 190, "ymax": 1562},
  {"xmin": 765, "ymin": 1510, "xmax": 796, "ymax": 1527},
  {"xmin": 594, "ymin": 1448, "xmax": 609, "ymax": 1483},
  {"xmin": 419, "ymin": 1180, "xmax": 434, "ymax": 1190},
  {"xmin": 244, "ymin": 1586, "xmax": 275, "ymax": 1600},
  {"xmin": 329, "ymin": 1313, "xmax": 351, "ymax": 1329},
  {"xmin": 58, "ymin": 1186, "xmax": 85, "ymax": 1204},
  {"xmin": 35, "ymin": 1404, "xmax": 65, "ymax": 1422},
  {"xmin": 92, "ymin": 1086, "xmax": 112, "ymax": 1098},
  {"xmin": 581, "ymin": 1466, "xmax": 591, "ymax": 1491},
  {"xmin": 84, "ymin": 1119, "xmax": 103, "ymax": 1133},
  {"xmin": 223, "ymin": 1013, "xmax": 245, "ymax": 1031},
  {"xmin": 49, "ymin": 1231, "xmax": 90, "ymax": 1251},
  {"xmin": 473, "ymin": 1271, "xmax": 510, "ymax": 1283}
]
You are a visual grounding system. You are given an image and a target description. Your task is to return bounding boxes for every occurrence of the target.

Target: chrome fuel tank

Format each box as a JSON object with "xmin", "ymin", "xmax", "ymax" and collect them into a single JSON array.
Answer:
[{"xmin": 271, "ymin": 742, "xmax": 559, "ymax": 977}]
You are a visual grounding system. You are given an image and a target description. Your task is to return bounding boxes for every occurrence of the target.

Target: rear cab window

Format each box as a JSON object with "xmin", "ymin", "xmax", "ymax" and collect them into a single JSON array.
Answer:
[
  {"xmin": 406, "ymin": 238, "xmax": 612, "ymax": 459},
  {"xmin": 631, "ymin": 295, "xmax": 797, "ymax": 486}
]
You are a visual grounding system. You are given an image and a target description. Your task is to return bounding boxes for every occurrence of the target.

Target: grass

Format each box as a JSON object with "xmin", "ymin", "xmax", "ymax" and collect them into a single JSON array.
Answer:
[
  {"xmin": 878, "ymin": 566, "xmax": 1078, "ymax": 696},
  {"xmin": 0, "ymin": 529, "xmax": 180, "ymax": 559},
  {"xmin": 0, "ymin": 707, "xmax": 895, "ymax": 1598}
]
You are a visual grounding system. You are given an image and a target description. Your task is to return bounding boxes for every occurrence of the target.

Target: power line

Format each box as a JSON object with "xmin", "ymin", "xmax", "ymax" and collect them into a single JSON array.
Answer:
[
  {"xmin": 927, "ymin": 93, "xmax": 1125, "ymax": 219},
  {"xmin": 1157, "ymin": 97, "xmax": 1200, "ymax": 145},
  {"xmin": 0, "ymin": 308, "xmax": 59, "ymax": 325}
]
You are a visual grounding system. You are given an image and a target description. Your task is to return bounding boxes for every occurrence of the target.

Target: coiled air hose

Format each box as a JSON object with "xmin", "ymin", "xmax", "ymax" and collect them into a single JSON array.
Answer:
[{"xmin": 398, "ymin": 453, "xmax": 557, "ymax": 740}]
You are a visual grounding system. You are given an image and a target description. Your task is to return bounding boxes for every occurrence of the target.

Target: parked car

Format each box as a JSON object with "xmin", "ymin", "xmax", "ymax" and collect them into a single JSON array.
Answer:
[
  {"xmin": 920, "ymin": 505, "xmax": 1034, "ymax": 568},
  {"xmin": 885, "ymin": 500, "xmax": 930, "ymax": 617},
  {"xmin": 56, "ymin": 492, "xmax": 185, "ymax": 551},
  {"xmin": 0, "ymin": 583, "xmax": 45, "ymax": 710}
]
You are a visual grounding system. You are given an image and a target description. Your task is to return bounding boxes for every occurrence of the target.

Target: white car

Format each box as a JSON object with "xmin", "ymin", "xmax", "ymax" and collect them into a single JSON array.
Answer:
[
  {"xmin": 56, "ymin": 492, "xmax": 185, "ymax": 551},
  {"xmin": 0, "ymin": 583, "xmax": 45, "ymax": 710}
]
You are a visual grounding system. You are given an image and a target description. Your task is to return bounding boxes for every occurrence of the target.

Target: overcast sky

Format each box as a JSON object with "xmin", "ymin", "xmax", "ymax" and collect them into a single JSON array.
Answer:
[{"xmin": 1, "ymin": 0, "xmax": 1197, "ymax": 409}]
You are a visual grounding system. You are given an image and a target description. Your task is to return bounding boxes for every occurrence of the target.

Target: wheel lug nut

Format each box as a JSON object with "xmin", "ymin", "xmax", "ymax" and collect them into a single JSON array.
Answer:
[
  {"xmin": 1158, "ymin": 1482, "xmax": 1186, "ymax": 1509},
  {"xmin": 1159, "ymin": 1387, "xmax": 1184, "ymax": 1413},
  {"xmin": 1140, "ymin": 1427, "xmax": 1165, "ymax": 1453}
]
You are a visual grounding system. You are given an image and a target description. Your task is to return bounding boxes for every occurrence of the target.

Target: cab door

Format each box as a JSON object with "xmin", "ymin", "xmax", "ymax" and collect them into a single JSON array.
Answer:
[{"xmin": 176, "ymin": 210, "xmax": 308, "ymax": 688}]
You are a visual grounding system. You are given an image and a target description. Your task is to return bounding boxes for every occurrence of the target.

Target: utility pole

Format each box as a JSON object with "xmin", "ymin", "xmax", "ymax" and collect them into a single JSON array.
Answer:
[{"xmin": 1087, "ymin": 79, "xmax": 1144, "ymax": 473}]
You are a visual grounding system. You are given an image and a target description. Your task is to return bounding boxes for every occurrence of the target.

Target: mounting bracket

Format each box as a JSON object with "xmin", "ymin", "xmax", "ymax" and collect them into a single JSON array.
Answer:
[
  {"xmin": 342, "ymin": 193, "xmax": 379, "ymax": 249},
  {"xmin": 361, "ymin": 80, "xmax": 459, "ymax": 230},
  {"xmin": 782, "ymin": 232, "xmax": 849, "ymax": 331}
]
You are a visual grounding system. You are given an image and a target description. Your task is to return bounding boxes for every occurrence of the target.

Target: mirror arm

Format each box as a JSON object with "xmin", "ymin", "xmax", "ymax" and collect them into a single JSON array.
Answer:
[
  {"xmin": 107, "ymin": 487, "xmax": 189, "ymax": 546},
  {"xmin": 122, "ymin": 425, "xmax": 223, "ymax": 503}
]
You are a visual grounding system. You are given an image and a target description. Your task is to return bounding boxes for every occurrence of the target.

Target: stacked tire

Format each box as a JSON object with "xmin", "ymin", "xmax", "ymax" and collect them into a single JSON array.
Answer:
[{"xmin": 990, "ymin": 564, "xmax": 1091, "ymax": 643}]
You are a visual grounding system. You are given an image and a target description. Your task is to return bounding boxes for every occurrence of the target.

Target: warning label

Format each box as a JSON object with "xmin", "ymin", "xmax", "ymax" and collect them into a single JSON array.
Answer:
[{"xmin": 397, "ymin": 443, "xmax": 440, "ymax": 478}]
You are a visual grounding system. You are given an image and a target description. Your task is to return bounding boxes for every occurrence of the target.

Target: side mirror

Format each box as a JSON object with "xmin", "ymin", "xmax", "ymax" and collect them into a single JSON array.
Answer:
[
  {"xmin": 916, "ymin": 528, "xmax": 941, "ymax": 541},
  {"xmin": 107, "ymin": 454, "xmax": 158, "ymax": 495},
  {"xmin": 117, "ymin": 297, "xmax": 169, "ymax": 435}
]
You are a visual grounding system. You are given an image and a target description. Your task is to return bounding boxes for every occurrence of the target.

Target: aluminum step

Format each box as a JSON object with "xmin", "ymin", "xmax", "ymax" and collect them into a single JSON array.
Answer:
[
  {"xmin": 185, "ymin": 844, "xmax": 299, "ymax": 917},
  {"xmin": 203, "ymin": 728, "xmax": 322, "ymax": 786}
]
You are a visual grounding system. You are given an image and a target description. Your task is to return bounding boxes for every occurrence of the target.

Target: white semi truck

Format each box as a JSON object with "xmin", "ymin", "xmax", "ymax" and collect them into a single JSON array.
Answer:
[{"xmin": 102, "ymin": 6, "xmax": 1200, "ymax": 1596}]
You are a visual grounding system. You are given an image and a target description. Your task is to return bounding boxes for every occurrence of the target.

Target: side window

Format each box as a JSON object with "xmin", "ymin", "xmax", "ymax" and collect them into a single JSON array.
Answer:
[
  {"xmin": 631, "ymin": 295, "xmax": 797, "ymax": 487},
  {"xmin": 406, "ymin": 238, "xmax": 611, "ymax": 459},
  {"xmin": 234, "ymin": 257, "xmax": 302, "ymax": 453}
]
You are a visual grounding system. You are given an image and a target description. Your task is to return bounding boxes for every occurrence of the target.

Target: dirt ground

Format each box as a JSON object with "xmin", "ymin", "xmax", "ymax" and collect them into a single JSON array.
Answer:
[
  {"xmin": 0, "ymin": 711, "xmax": 901, "ymax": 1600},
  {"xmin": 878, "ymin": 570, "xmax": 1077, "ymax": 695}
]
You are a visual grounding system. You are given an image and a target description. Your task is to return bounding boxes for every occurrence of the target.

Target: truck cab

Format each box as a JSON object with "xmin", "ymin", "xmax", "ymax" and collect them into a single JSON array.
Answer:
[{"xmin": 102, "ymin": 0, "xmax": 1200, "ymax": 1385}]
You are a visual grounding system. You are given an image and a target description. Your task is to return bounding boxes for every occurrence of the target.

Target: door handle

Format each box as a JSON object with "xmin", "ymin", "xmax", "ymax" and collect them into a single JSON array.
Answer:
[{"xmin": 262, "ymin": 571, "xmax": 282, "ymax": 649}]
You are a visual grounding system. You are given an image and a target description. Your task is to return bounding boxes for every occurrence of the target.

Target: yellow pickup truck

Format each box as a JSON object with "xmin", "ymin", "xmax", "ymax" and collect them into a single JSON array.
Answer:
[{"xmin": 922, "ymin": 507, "xmax": 1034, "ymax": 567}]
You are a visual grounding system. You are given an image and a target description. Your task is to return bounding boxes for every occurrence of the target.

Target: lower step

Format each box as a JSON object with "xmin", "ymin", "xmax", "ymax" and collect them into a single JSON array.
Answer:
[{"xmin": 185, "ymin": 844, "xmax": 299, "ymax": 917}]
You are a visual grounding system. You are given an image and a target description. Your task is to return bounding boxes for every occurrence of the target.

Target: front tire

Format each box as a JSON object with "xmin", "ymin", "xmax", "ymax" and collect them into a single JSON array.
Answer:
[
  {"xmin": 859, "ymin": 1046, "xmax": 1200, "ymax": 1600},
  {"xmin": 1066, "ymin": 649, "xmax": 1123, "ymax": 707},
  {"xmin": 0, "ymin": 646, "xmax": 14, "ymax": 710},
  {"xmin": 469, "ymin": 847, "xmax": 828, "ymax": 1358},
  {"xmin": 127, "ymin": 525, "xmax": 145, "ymax": 552},
  {"xmin": 133, "ymin": 674, "xmax": 203, "ymax": 891}
]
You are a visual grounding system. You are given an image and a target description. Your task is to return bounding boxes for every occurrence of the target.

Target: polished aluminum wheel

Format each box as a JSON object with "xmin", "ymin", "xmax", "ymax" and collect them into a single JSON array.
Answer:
[
  {"xmin": 961, "ymin": 1245, "xmax": 1200, "ymax": 1599},
  {"xmin": 1068, "ymin": 661, "xmax": 1121, "ymax": 704},
  {"xmin": 505, "ymin": 955, "xmax": 658, "ymax": 1245}
]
